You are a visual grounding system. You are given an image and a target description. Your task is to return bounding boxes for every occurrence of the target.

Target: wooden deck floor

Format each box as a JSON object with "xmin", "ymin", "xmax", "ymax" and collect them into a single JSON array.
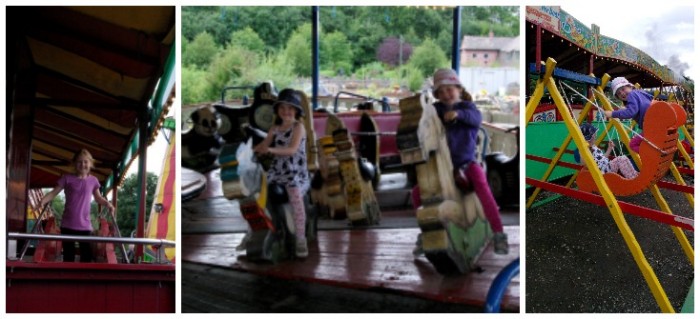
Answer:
[
  {"xmin": 183, "ymin": 225, "xmax": 519, "ymax": 312},
  {"xmin": 182, "ymin": 172, "xmax": 520, "ymax": 312}
]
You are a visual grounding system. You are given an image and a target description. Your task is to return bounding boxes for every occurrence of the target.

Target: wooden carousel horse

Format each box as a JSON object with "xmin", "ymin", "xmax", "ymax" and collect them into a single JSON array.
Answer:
[
  {"xmin": 310, "ymin": 136, "xmax": 347, "ymax": 219},
  {"xmin": 333, "ymin": 126, "xmax": 381, "ymax": 225},
  {"xmin": 397, "ymin": 93, "xmax": 492, "ymax": 274}
]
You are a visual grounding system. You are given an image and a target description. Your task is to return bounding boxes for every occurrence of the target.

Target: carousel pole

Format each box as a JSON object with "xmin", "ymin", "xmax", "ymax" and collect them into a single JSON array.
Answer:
[
  {"xmin": 312, "ymin": 6, "xmax": 320, "ymax": 110},
  {"xmin": 452, "ymin": 6, "xmax": 462, "ymax": 73}
]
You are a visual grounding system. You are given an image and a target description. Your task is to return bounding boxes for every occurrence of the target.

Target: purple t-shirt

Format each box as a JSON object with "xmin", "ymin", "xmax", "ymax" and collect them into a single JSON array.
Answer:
[
  {"xmin": 612, "ymin": 90, "xmax": 653, "ymax": 130},
  {"xmin": 57, "ymin": 174, "xmax": 100, "ymax": 231}
]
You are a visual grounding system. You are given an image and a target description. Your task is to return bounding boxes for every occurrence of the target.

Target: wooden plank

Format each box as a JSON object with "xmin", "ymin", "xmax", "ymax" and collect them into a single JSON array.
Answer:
[
  {"xmin": 183, "ymin": 226, "xmax": 520, "ymax": 311},
  {"xmin": 183, "ymin": 261, "xmax": 486, "ymax": 313}
]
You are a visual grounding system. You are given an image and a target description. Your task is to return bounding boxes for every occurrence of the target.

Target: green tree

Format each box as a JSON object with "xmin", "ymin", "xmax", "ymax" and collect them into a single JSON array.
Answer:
[
  {"xmin": 408, "ymin": 38, "xmax": 449, "ymax": 78},
  {"xmin": 403, "ymin": 65, "xmax": 425, "ymax": 92},
  {"xmin": 204, "ymin": 47, "xmax": 258, "ymax": 102},
  {"xmin": 229, "ymin": 27, "xmax": 266, "ymax": 54},
  {"xmin": 182, "ymin": 65, "xmax": 209, "ymax": 105},
  {"xmin": 115, "ymin": 173, "xmax": 159, "ymax": 239},
  {"xmin": 241, "ymin": 52, "xmax": 296, "ymax": 90},
  {"xmin": 322, "ymin": 31, "xmax": 353, "ymax": 75},
  {"xmin": 284, "ymin": 23, "xmax": 312, "ymax": 76},
  {"xmin": 184, "ymin": 32, "xmax": 218, "ymax": 69}
]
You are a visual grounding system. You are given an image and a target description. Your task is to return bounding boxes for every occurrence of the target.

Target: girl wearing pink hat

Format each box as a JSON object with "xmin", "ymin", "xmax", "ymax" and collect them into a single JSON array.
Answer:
[
  {"xmin": 604, "ymin": 77, "xmax": 653, "ymax": 153},
  {"xmin": 431, "ymin": 68, "xmax": 508, "ymax": 254}
]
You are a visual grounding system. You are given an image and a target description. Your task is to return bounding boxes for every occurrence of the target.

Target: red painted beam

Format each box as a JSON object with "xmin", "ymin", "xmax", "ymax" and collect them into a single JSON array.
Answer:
[
  {"xmin": 552, "ymin": 147, "xmax": 575, "ymax": 155},
  {"xmin": 526, "ymin": 178, "xmax": 693, "ymax": 231},
  {"xmin": 526, "ymin": 154, "xmax": 581, "ymax": 169},
  {"xmin": 528, "ymin": 154, "xmax": 694, "ymax": 194},
  {"xmin": 655, "ymin": 180, "xmax": 694, "ymax": 194},
  {"xmin": 676, "ymin": 167, "xmax": 693, "ymax": 176}
]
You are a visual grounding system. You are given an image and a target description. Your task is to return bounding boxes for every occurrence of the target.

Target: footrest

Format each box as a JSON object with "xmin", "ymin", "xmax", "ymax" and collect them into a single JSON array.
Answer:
[{"xmin": 240, "ymin": 199, "xmax": 275, "ymax": 232}]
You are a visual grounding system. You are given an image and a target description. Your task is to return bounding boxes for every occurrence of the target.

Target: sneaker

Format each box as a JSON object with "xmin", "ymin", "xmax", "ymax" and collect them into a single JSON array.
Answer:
[
  {"xmin": 295, "ymin": 238, "xmax": 308, "ymax": 258},
  {"xmin": 236, "ymin": 232, "xmax": 250, "ymax": 252},
  {"xmin": 493, "ymin": 232, "xmax": 508, "ymax": 255},
  {"xmin": 412, "ymin": 234, "xmax": 424, "ymax": 257}
]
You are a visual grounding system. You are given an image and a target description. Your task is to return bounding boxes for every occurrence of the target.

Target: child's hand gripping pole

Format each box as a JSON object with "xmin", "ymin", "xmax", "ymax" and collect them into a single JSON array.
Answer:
[{"xmin": 99, "ymin": 206, "xmax": 131, "ymax": 264}]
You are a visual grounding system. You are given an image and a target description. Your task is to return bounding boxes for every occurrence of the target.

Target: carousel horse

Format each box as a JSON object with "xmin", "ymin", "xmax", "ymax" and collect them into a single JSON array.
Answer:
[
  {"xmin": 218, "ymin": 84, "xmax": 317, "ymax": 262},
  {"xmin": 397, "ymin": 92, "xmax": 491, "ymax": 274},
  {"xmin": 312, "ymin": 112, "xmax": 381, "ymax": 225}
]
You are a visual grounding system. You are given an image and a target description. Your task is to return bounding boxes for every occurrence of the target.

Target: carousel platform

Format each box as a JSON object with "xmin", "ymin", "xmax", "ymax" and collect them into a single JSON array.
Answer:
[{"xmin": 182, "ymin": 169, "xmax": 520, "ymax": 312}]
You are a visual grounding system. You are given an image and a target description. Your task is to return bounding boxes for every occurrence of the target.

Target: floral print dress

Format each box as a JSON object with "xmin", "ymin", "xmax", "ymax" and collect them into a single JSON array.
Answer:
[{"xmin": 267, "ymin": 123, "xmax": 310, "ymax": 192}]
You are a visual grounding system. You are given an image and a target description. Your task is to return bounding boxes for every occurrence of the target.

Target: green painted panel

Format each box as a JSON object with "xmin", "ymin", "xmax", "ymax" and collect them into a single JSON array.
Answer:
[{"xmin": 448, "ymin": 217, "xmax": 492, "ymax": 269}]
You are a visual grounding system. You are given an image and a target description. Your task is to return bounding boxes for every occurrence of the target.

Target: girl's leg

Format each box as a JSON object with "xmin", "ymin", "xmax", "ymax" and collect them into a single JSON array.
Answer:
[
  {"xmin": 60, "ymin": 227, "xmax": 76, "ymax": 262},
  {"xmin": 411, "ymin": 185, "xmax": 421, "ymax": 208},
  {"xmin": 609, "ymin": 156, "xmax": 639, "ymax": 179},
  {"xmin": 77, "ymin": 230, "xmax": 93, "ymax": 263},
  {"xmin": 629, "ymin": 134, "xmax": 644, "ymax": 153},
  {"xmin": 286, "ymin": 186, "xmax": 306, "ymax": 241},
  {"xmin": 464, "ymin": 163, "xmax": 503, "ymax": 233}
]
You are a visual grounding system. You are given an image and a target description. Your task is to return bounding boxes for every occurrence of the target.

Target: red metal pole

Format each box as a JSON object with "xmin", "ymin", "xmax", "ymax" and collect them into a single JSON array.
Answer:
[
  {"xmin": 134, "ymin": 111, "xmax": 148, "ymax": 261},
  {"xmin": 526, "ymin": 177, "xmax": 694, "ymax": 231},
  {"xmin": 535, "ymin": 24, "xmax": 542, "ymax": 72}
]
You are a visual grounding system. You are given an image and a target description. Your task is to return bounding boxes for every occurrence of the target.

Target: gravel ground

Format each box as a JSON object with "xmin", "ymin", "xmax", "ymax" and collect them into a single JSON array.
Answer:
[{"xmin": 526, "ymin": 178, "xmax": 694, "ymax": 313}]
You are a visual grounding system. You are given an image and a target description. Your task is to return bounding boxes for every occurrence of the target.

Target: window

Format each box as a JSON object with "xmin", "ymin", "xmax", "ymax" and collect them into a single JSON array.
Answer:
[
  {"xmin": 472, "ymin": 53, "xmax": 477, "ymax": 58},
  {"xmin": 484, "ymin": 53, "xmax": 489, "ymax": 58}
]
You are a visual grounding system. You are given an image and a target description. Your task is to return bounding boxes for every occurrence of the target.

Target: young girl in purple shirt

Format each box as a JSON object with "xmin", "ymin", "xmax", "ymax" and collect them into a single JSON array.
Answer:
[
  {"xmin": 604, "ymin": 76, "xmax": 653, "ymax": 153},
  {"xmin": 431, "ymin": 69, "xmax": 508, "ymax": 254},
  {"xmin": 40, "ymin": 149, "xmax": 114, "ymax": 262}
]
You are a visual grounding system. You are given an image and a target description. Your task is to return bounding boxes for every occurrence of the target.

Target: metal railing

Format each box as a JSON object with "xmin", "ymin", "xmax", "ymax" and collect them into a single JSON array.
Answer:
[{"xmin": 9, "ymin": 233, "xmax": 176, "ymax": 264}]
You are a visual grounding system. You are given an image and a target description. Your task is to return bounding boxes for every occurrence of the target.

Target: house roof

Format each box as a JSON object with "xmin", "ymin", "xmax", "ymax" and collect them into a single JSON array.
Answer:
[{"xmin": 461, "ymin": 35, "xmax": 520, "ymax": 52}]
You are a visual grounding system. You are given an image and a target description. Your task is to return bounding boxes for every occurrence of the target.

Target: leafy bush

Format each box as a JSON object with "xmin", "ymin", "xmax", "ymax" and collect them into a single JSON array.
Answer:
[
  {"xmin": 284, "ymin": 23, "xmax": 312, "ymax": 76},
  {"xmin": 183, "ymin": 32, "xmax": 218, "ymax": 69},
  {"xmin": 403, "ymin": 65, "xmax": 425, "ymax": 92},
  {"xmin": 408, "ymin": 38, "xmax": 449, "ymax": 78},
  {"xmin": 182, "ymin": 65, "xmax": 209, "ymax": 105},
  {"xmin": 229, "ymin": 27, "xmax": 266, "ymax": 54}
]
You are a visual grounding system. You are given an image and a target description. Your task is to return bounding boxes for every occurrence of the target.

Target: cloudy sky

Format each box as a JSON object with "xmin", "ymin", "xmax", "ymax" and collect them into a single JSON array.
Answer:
[{"xmin": 559, "ymin": 5, "xmax": 694, "ymax": 80}]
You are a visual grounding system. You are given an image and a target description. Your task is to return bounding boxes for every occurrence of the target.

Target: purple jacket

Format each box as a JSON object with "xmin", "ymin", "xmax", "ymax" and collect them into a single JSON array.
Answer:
[
  {"xmin": 433, "ymin": 100, "xmax": 482, "ymax": 168},
  {"xmin": 612, "ymin": 90, "xmax": 653, "ymax": 130}
]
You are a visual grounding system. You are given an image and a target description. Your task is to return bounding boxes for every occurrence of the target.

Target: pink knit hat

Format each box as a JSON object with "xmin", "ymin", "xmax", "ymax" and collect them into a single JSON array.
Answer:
[
  {"xmin": 611, "ymin": 77, "xmax": 633, "ymax": 97},
  {"xmin": 432, "ymin": 68, "xmax": 463, "ymax": 96}
]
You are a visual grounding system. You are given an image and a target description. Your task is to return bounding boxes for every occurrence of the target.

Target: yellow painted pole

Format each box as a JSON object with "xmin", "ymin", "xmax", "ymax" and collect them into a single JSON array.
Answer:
[
  {"xmin": 680, "ymin": 125, "xmax": 694, "ymax": 147},
  {"xmin": 525, "ymin": 63, "xmax": 548, "ymax": 128},
  {"xmin": 526, "ymin": 73, "xmax": 608, "ymax": 208},
  {"xmin": 677, "ymin": 140, "xmax": 694, "ymax": 170},
  {"xmin": 594, "ymin": 85, "xmax": 694, "ymax": 273},
  {"xmin": 545, "ymin": 58, "xmax": 674, "ymax": 313},
  {"xmin": 648, "ymin": 184, "xmax": 694, "ymax": 265}
]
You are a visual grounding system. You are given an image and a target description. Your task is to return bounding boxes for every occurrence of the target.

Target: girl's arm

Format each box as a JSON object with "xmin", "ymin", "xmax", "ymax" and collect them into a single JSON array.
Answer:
[
  {"xmin": 92, "ymin": 188, "xmax": 115, "ymax": 214},
  {"xmin": 611, "ymin": 92, "xmax": 641, "ymax": 120},
  {"xmin": 40, "ymin": 185, "xmax": 64, "ymax": 207},
  {"xmin": 454, "ymin": 102, "xmax": 482, "ymax": 127},
  {"xmin": 253, "ymin": 126, "xmax": 277, "ymax": 154},
  {"xmin": 269, "ymin": 123, "xmax": 306, "ymax": 156}
]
